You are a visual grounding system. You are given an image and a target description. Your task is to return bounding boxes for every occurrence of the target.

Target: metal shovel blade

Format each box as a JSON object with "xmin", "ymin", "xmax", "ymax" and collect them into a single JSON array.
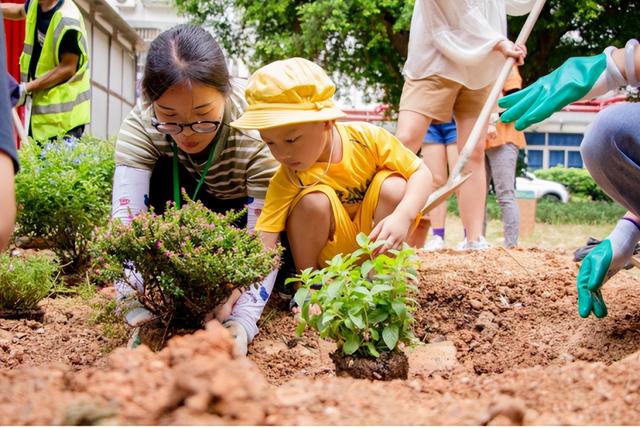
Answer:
[{"xmin": 420, "ymin": 172, "xmax": 471, "ymax": 216}]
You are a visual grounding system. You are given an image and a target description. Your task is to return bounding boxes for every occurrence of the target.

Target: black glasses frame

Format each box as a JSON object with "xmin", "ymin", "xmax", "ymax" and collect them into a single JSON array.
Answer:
[{"xmin": 151, "ymin": 117, "xmax": 222, "ymax": 135}]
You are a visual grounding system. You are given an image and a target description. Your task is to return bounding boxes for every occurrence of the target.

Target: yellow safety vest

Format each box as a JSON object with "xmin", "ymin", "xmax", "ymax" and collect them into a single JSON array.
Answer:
[{"xmin": 19, "ymin": 0, "xmax": 91, "ymax": 141}]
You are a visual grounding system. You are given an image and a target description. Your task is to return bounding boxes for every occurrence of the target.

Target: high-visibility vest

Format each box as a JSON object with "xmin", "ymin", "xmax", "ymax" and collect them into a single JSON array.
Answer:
[{"xmin": 19, "ymin": 0, "xmax": 91, "ymax": 141}]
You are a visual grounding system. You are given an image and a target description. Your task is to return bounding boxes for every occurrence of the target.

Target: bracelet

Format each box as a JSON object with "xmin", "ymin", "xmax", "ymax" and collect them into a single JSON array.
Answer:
[
  {"xmin": 621, "ymin": 216, "xmax": 640, "ymax": 232},
  {"xmin": 625, "ymin": 39, "xmax": 639, "ymax": 87}
]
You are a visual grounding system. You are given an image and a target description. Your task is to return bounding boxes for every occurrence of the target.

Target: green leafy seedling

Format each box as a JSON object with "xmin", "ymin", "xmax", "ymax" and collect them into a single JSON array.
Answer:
[{"xmin": 291, "ymin": 233, "xmax": 419, "ymax": 358}]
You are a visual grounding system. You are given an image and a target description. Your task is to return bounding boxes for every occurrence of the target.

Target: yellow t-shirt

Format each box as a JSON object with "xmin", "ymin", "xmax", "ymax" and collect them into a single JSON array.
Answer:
[{"xmin": 255, "ymin": 122, "xmax": 422, "ymax": 233}]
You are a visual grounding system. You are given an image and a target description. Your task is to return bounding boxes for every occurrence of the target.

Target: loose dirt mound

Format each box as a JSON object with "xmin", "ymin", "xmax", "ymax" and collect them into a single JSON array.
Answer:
[
  {"xmin": 0, "ymin": 322, "xmax": 270, "ymax": 425},
  {"xmin": 2, "ymin": 248, "xmax": 640, "ymax": 424}
]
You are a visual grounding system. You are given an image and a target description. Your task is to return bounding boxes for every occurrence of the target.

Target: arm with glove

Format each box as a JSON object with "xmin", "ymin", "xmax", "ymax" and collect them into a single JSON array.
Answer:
[
  {"xmin": 499, "ymin": 39, "xmax": 640, "ymax": 130},
  {"xmin": 577, "ymin": 214, "xmax": 640, "ymax": 318}
]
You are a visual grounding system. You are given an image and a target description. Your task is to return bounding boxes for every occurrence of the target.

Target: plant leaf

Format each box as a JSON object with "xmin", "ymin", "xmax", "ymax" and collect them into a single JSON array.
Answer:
[
  {"xmin": 365, "ymin": 341, "xmax": 380, "ymax": 358},
  {"xmin": 371, "ymin": 284, "xmax": 393, "ymax": 295},
  {"xmin": 295, "ymin": 319, "xmax": 306, "ymax": 337},
  {"xmin": 382, "ymin": 324, "xmax": 399, "ymax": 350},
  {"xmin": 348, "ymin": 311, "xmax": 365, "ymax": 329},
  {"xmin": 392, "ymin": 301, "xmax": 406, "ymax": 319},
  {"xmin": 343, "ymin": 334, "xmax": 360, "ymax": 355},
  {"xmin": 293, "ymin": 288, "xmax": 309, "ymax": 311}
]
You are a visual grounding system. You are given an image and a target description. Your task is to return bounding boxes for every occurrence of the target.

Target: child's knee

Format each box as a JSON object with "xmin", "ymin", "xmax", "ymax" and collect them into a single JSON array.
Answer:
[
  {"xmin": 379, "ymin": 175, "xmax": 407, "ymax": 206},
  {"xmin": 292, "ymin": 191, "xmax": 332, "ymax": 217}
]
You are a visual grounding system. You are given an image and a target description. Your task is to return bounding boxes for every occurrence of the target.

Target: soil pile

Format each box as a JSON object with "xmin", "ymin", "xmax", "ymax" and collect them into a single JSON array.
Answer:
[{"xmin": 0, "ymin": 321, "xmax": 270, "ymax": 425}]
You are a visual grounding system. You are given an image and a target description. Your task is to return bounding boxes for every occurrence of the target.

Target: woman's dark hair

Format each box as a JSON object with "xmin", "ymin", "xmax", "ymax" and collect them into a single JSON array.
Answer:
[{"xmin": 142, "ymin": 24, "xmax": 231, "ymax": 102}]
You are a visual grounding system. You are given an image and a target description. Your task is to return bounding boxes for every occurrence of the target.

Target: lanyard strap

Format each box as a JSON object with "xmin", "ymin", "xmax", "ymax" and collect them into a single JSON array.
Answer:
[{"xmin": 170, "ymin": 141, "xmax": 216, "ymax": 208}]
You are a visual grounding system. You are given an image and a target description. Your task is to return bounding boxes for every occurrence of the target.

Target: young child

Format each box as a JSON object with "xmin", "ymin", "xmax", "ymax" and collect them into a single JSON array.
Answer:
[{"xmin": 231, "ymin": 58, "xmax": 432, "ymax": 272}]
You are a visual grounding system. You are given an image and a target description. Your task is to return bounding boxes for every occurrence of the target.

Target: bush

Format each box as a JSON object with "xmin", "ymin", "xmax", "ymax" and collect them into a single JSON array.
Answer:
[
  {"xmin": 534, "ymin": 166, "xmax": 610, "ymax": 201},
  {"xmin": 535, "ymin": 199, "xmax": 625, "ymax": 225},
  {"xmin": 292, "ymin": 234, "xmax": 418, "ymax": 358},
  {"xmin": 448, "ymin": 195, "xmax": 624, "ymax": 225},
  {"xmin": 90, "ymin": 197, "xmax": 281, "ymax": 327},
  {"xmin": 0, "ymin": 253, "xmax": 60, "ymax": 311},
  {"xmin": 15, "ymin": 136, "xmax": 115, "ymax": 271}
]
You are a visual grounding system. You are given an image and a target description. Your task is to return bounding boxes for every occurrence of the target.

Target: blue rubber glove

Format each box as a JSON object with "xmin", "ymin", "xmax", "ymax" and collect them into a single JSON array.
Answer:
[
  {"xmin": 500, "ymin": 48, "xmax": 625, "ymax": 130},
  {"xmin": 576, "ymin": 219, "xmax": 640, "ymax": 318}
]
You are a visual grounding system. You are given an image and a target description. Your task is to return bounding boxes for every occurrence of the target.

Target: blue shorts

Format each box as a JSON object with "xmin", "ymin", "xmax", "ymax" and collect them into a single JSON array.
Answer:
[{"xmin": 424, "ymin": 121, "xmax": 457, "ymax": 145}]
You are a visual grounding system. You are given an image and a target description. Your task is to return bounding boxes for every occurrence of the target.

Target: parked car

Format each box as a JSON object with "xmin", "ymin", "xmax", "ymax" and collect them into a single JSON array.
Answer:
[{"xmin": 516, "ymin": 172, "xmax": 570, "ymax": 203}]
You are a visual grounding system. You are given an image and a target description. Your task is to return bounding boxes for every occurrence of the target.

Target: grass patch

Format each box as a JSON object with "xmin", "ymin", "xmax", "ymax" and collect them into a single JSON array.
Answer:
[
  {"xmin": 88, "ymin": 296, "xmax": 127, "ymax": 352},
  {"xmin": 447, "ymin": 195, "xmax": 625, "ymax": 225},
  {"xmin": 0, "ymin": 252, "xmax": 60, "ymax": 311}
]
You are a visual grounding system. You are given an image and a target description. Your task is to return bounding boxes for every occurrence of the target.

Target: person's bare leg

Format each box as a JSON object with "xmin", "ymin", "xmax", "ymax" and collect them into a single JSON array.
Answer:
[
  {"xmin": 421, "ymin": 144, "xmax": 449, "ymax": 230},
  {"xmin": 396, "ymin": 110, "xmax": 432, "ymax": 154},
  {"xmin": 287, "ymin": 192, "xmax": 333, "ymax": 271},
  {"xmin": 455, "ymin": 115, "xmax": 488, "ymax": 243}
]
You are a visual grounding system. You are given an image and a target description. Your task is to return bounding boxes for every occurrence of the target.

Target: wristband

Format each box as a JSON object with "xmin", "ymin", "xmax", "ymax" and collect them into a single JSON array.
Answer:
[
  {"xmin": 621, "ymin": 216, "xmax": 640, "ymax": 232},
  {"xmin": 625, "ymin": 39, "xmax": 639, "ymax": 87}
]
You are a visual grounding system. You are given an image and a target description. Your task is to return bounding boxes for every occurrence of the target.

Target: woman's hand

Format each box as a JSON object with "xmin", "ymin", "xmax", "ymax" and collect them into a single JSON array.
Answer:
[
  {"xmin": 494, "ymin": 40, "xmax": 527, "ymax": 65},
  {"xmin": 205, "ymin": 288, "xmax": 243, "ymax": 323}
]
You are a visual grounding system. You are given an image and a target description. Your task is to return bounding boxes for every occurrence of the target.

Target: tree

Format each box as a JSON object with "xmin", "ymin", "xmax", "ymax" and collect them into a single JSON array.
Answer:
[{"xmin": 176, "ymin": 0, "xmax": 640, "ymax": 109}]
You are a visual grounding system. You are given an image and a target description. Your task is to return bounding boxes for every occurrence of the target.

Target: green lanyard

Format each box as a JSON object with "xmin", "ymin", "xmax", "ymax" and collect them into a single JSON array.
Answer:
[{"xmin": 170, "ymin": 141, "xmax": 216, "ymax": 208}]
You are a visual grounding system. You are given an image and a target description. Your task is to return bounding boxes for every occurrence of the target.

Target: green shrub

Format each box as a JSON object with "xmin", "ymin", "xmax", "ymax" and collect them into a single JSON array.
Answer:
[
  {"xmin": 535, "ymin": 199, "xmax": 625, "ymax": 225},
  {"xmin": 0, "ymin": 253, "xmax": 60, "ymax": 311},
  {"xmin": 448, "ymin": 195, "xmax": 623, "ymax": 225},
  {"xmin": 15, "ymin": 136, "xmax": 115, "ymax": 271},
  {"xmin": 90, "ymin": 197, "xmax": 281, "ymax": 327},
  {"xmin": 292, "ymin": 234, "xmax": 418, "ymax": 358},
  {"xmin": 534, "ymin": 166, "xmax": 610, "ymax": 201}
]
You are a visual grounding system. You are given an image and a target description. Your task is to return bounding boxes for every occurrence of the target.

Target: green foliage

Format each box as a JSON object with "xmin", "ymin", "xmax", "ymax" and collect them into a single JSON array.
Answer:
[
  {"xmin": 90, "ymin": 196, "xmax": 281, "ymax": 327},
  {"xmin": 175, "ymin": 0, "xmax": 414, "ymax": 106},
  {"xmin": 89, "ymin": 297, "xmax": 128, "ymax": 350},
  {"xmin": 534, "ymin": 166, "xmax": 609, "ymax": 201},
  {"xmin": 15, "ymin": 137, "xmax": 115, "ymax": 272},
  {"xmin": 447, "ymin": 195, "xmax": 624, "ymax": 225},
  {"xmin": 535, "ymin": 199, "xmax": 625, "ymax": 225},
  {"xmin": 176, "ymin": 0, "xmax": 640, "ymax": 107},
  {"xmin": 0, "ymin": 253, "xmax": 60, "ymax": 311},
  {"xmin": 291, "ymin": 233, "xmax": 418, "ymax": 358}
]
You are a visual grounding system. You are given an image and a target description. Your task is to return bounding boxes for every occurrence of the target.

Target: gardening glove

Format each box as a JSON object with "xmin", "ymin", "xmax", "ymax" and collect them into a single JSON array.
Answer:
[
  {"xmin": 223, "ymin": 319, "xmax": 248, "ymax": 357},
  {"xmin": 500, "ymin": 39, "xmax": 638, "ymax": 130},
  {"xmin": 577, "ymin": 218, "xmax": 640, "ymax": 318}
]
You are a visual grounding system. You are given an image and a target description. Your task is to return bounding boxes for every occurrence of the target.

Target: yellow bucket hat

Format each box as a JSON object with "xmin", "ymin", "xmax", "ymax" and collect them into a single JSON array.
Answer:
[{"xmin": 230, "ymin": 57, "xmax": 346, "ymax": 130}]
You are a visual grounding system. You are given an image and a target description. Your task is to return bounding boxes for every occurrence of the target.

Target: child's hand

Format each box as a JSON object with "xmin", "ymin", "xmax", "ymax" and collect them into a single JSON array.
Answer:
[
  {"xmin": 369, "ymin": 212, "xmax": 412, "ymax": 255},
  {"xmin": 494, "ymin": 40, "xmax": 527, "ymax": 65}
]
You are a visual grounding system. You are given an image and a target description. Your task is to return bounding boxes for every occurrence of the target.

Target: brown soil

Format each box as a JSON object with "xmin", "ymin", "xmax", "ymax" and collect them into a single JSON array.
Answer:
[
  {"xmin": 331, "ymin": 350, "xmax": 409, "ymax": 380},
  {"xmin": 2, "ymin": 248, "xmax": 640, "ymax": 424}
]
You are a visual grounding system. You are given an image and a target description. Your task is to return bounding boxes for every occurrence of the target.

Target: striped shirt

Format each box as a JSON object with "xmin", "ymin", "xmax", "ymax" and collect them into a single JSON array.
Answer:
[{"xmin": 115, "ymin": 81, "xmax": 278, "ymax": 200}]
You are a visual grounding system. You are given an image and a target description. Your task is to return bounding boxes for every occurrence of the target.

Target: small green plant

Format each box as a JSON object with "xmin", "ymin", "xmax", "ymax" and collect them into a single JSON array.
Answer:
[
  {"xmin": 0, "ymin": 253, "xmax": 60, "ymax": 311},
  {"xmin": 292, "ymin": 233, "xmax": 419, "ymax": 358},
  {"xmin": 15, "ymin": 136, "xmax": 115, "ymax": 272},
  {"xmin": 90, "ymin": 196, "xmax": 281, "ymax": 327}
]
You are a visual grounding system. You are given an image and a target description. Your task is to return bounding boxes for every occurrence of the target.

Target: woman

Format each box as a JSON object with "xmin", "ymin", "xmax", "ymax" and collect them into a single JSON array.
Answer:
[
  {"xmin": 396, "ymin": 0, "xmax": 533, "ymax": 250},
  {"xmin": 111, "ymin": 24, "xmax": 279, "ymax": 355}
]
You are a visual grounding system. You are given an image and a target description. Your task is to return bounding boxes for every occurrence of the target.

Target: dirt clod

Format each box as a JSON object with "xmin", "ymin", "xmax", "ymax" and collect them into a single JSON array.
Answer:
[{"xmin": 330, "ymin": 350, "xmax": 409, "ymax": 381}]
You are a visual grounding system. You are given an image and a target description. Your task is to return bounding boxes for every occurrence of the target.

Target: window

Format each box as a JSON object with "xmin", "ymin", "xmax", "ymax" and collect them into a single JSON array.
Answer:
[
  {"xmin": 527, "ymin": 149, "xmax": 543, "ymax": 170},
  {"xmin": 549, "ymin": 150, "xmax": 565, "ymax": 167},
  {"xmin": 548, "ymin": 133, "xmax": 582, "ymax": 147},
  {"xmin": 568, "ymin": 151, "xmax": 583, "ymax": 168},
  {"xmin": 524, "ymin": 132, "xmax": 544, "ymax": 145}
]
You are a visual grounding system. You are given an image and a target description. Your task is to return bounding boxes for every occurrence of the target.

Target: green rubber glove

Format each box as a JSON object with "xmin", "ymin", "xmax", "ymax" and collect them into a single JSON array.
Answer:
[
  {"xmin": 500, "ymin": 52, "xmax": 617, "ymax": 130},
  {"xmin": 576, "ymin": 218, "xmax": 640, "ymax": 318},
  {"xmin": 576, "ymin": 240, "xmax": 612, "ymax": 318}
]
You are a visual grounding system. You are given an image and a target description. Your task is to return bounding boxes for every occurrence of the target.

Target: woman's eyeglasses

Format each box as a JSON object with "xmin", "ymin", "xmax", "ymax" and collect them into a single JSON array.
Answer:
[{"xmin": 151, "ymin": 117, "xmax": 221, "ymax": 135}]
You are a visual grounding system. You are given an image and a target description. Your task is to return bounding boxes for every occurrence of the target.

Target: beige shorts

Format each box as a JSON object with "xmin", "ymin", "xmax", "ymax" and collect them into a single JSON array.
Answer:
[{"xmin": 399, "ymin": 75, "xmax": 491, "ymax": 122}]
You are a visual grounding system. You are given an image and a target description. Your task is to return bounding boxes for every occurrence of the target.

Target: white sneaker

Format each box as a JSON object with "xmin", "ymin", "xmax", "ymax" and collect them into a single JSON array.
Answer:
[
  {"xmin": 457, "ymin": 236, "xmax": 491, "ymax": 251},
  {"xmin": 223, "ymin": 320, "xmax": 248, "ymax": 357},
  {"xmin": 424, "ymin": 235, "xmax": 445, "ymax": 251}
]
